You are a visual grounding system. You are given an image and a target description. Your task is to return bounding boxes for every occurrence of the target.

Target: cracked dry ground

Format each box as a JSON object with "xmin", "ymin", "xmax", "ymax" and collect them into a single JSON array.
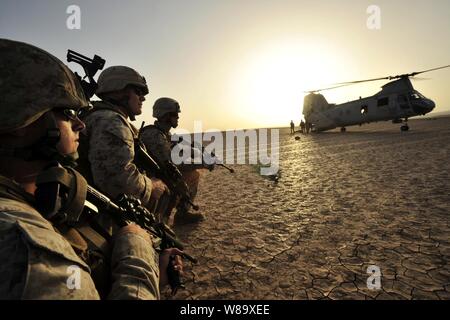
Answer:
[{"xmin": 162, "ymin": 117, "xmax": 450, "ymax": 300}]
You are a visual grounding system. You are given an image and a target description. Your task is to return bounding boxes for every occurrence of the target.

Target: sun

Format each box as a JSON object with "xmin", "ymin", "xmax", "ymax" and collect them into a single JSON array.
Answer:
[{"xmin": 231, "ymin": 40, "xmax": 347, "ymax": 127}]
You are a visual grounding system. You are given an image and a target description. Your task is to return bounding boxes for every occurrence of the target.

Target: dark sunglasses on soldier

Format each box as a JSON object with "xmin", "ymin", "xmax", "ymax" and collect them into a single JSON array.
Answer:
[
  {"xmin": 132, "ymin": 87, "xmax": 146, "ymax": 96},
  {"xmin": 168, "ymin": 112, "xmax": 179, "ymax": 118},
  {"xmin": 59, "ymin": 108, "xmax": 84, "ymax": 121}
]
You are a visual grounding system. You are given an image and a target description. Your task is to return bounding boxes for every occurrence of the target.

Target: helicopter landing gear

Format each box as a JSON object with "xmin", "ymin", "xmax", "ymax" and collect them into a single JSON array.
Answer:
[
  {"xmin": 340, "ymin": 127, "xmax": 346, "ymax": 132},
  {"xmin": 400, "ymin": 118, "xmax": 409, "ymax": 131}
]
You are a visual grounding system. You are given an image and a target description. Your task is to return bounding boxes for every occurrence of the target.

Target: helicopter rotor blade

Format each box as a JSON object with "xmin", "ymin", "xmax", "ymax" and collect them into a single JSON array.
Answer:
[
  {"xmin": 408, "ymin": 65, "xmax": 450, "ymax": 77},
  {"xmin": 388, "ymin": 65, "xmax": 450, "ymax": 79},
  {"xmin": 410, "ymin": 77, "xmax": 431, "ymax": 81},
  {"xmin": 333, "ymin": 65, "xmax": 450, "ymax": 84},
  {"xmin": 304, "ymin": 65, "xmax": 449, "ymax": 93},
  {"xmin": 304, "ymin": 83, "xmax": 355, "ymax": 93},
  {"xmin": 331, "ymin": 76, "xmax": 391, "ymax": 86}
]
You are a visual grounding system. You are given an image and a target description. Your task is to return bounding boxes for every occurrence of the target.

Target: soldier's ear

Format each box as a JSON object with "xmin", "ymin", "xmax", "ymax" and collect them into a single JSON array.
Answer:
[
  {"xmin": 162, "ymin": 113, "xmax": 174, "ymax": 122},
  {"xmin": 124, "ymin": 86, "xmax": 137, "ymax": 97}
]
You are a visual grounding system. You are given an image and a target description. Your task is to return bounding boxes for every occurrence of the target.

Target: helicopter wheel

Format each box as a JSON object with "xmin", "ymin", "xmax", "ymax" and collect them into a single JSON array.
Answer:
[
  {"xmin": 340, "ymin": 127, "xmax": 346, "ymax": 132},
  {"xmin": 400, "ymin": 125, "xmax": 409, "ymax": 132}
]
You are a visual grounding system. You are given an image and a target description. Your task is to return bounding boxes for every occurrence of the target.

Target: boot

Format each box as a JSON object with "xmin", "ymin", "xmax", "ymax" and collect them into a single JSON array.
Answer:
[{"xmin": 174, "ymin": 208, "xmax": 205, "ymax": 225}]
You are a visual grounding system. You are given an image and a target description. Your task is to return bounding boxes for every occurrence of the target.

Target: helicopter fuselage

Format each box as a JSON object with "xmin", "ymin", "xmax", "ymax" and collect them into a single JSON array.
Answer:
[{"xmin": 303, "ymin": 77, "xmax": 435, "ymax": 132}]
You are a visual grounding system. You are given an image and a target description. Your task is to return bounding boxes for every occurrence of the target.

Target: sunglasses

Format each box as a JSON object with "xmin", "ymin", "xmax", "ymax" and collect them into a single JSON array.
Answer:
[
  {"xmin": 168, "ymin": 112, "xmax": 179, "ymax": 118},
  {"xmin": 132, "ymin": 87, "xmax": 147, "ymax": 97},
  {"xmin": 59, "ymin": 108, "xmax": 84, "ymax": 121}
]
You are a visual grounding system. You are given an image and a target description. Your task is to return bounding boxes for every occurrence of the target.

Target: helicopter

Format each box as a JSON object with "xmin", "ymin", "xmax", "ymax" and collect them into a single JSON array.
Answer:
[{"xmin": 302, "ymin": 65, "xmax": 449, "ymax": 132}]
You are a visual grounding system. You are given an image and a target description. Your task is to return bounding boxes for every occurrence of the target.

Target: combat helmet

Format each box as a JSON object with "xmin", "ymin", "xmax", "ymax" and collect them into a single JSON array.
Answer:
[
  {"xmin": 152, "ymin": 97, "xmax": 181, "ymax": 119},
  {"xmin": 0, "ymin": 38, "xmax": 89, "ymax": 134},
  {"xmin": 96, "ymin": 66, "xmax": 149, "ymax": 96},
  {"xmin": 0, "ymin": 38, "xmax": 89, "ymax": 164}
]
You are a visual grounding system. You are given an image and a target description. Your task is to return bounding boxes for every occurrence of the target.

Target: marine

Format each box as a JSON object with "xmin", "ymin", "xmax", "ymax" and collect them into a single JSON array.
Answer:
[
  {"xmin": 78, "ymin": 65, "xmax": 168, "ymax": 211},
  {"xmin": 140, "ymin": 97, "xmax": 209, "ymax": 225},
  {"xmin": 0, "ymin": 38, "xmax": 181, "ymax": 299}
]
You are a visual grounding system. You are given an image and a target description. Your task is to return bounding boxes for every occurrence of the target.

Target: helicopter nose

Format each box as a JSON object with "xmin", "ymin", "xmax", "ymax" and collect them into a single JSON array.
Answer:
[
  {"xmin": 420, "ymin": 99, "xmax": 435, "ymax": 114},
  {"xmin": 412, "ymin": 99, "xmax": 435, "ymax": 115},
  {"xmin": 426, "ymin": 99, "xmax": 435, "ymax": 111}
]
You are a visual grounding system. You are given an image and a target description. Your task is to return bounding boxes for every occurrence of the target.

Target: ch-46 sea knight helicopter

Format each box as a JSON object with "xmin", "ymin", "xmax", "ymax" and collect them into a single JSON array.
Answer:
[{"xmin": 302, "ymin": 65, "xmax": 449, "ymax": 132}]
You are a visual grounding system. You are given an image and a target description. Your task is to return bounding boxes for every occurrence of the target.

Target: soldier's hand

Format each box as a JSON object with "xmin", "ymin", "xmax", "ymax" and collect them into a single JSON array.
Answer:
[
  {"xmin": 159, "ymin": 248, "xmax": 184, "ymax": 287},
  {"xmin": 150, "ymin": 178, "xmax": 168, "ymax": 200}
]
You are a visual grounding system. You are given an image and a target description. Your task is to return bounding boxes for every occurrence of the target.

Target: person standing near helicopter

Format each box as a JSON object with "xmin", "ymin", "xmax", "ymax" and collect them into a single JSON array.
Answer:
[
  {"xmin": 305, "ymin": 121, "xmax": 312, "ymax": 134},
  {"xmin": 300, "ymin": 120, "xmax": 306, "ymax": 134}
]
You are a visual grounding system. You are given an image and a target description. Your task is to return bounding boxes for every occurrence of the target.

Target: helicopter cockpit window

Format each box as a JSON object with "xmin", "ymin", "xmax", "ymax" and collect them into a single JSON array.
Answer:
[
  {"xmin": 377, "ymin": 97, "xmax": 389, "ymax": 107},
  {"xmin": 410, "ymin": 91, "xmax": 425, "ymax": 100}
]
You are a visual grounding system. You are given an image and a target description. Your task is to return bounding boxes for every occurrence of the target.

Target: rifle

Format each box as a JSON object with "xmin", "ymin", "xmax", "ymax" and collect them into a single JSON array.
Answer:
[
  {"xmin": 35, "ymin": 164, "xmax": 196, "ymax": 295},
  {"xmin": 135, "ymin": 124, "xmax": 199, "ymax": 212},
  {"xmin": 67, "ymin": 49, "xmax": 105, "ymax": 99},
  {"xmin": 186, "ymin": 139, "xmax": 235, "ymax": 174},
  {"xmin": 203, "ymin": 149, "xmax": 235, "ymax": 173},
  {"xmin": 85, "ymin": 184, "xmax": 197, "ymax": 295}
]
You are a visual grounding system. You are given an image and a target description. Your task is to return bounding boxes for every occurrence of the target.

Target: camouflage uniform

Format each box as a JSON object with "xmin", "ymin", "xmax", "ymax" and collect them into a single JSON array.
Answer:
[
  {"xmin": 140, "ymin": 121, "xmax": 173, "ymax": 165},
  {"xmin": 0, "ymin": 177, "xmax": 100, "ymax": 299},
  {"xmin": 0, "ymin": 176, "xmax": 160, "ymax": 299},
  {"xmin": 140, "ymin": 121, "xmax": 202, "ymax": 168},
  {"xmin": 140, "ymin": 97, "xmax": 205, "ymax": 225},
  {"xmin": 0, "ymin": 39, "xmax": 161, "ymax": 299},
  {"xmin": 81, "ymin": 100, "xmax": 154, "ymax": 208}
]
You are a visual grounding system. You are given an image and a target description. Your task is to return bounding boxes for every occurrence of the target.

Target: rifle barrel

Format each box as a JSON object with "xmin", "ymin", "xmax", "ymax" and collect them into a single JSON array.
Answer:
[{"xmin": 217, "ymin": 163, "xmax": 234, "ymax": 173}]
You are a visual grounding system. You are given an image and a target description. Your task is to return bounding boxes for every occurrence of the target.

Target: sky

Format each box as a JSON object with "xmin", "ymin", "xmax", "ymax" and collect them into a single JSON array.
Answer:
[{"xmin": 1, "ymin": 0, "xmax": 449, "ymax": 132}]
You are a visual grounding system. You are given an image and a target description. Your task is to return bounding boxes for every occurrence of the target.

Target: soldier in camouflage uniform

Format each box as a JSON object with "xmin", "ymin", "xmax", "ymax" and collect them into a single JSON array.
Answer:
[
  {"xmin": 140, "ymin": 97, "xmax": 207, "ymax": 225},
  {"xmin": 79, "ymin": 66, "xmax": 168, "ymax": 211},
  {"xmin": 0, "ymin": 39, "xmax": 181, "ymax": 299}
]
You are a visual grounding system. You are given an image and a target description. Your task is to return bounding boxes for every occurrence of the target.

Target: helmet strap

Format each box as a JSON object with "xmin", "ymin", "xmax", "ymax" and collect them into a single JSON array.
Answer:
[
  {"xmin": 0, "ymin": 112, "xmax": 78, "ymax": 167},
  {"xmin": 155, "ymin": 119, "xmax": 172, "ymax": 133},
  {"xmin": 103, "ymin": 96, "xmax": 135, "ymax": 120},
  {"xmin": 35, "ymin": 163, "xmax": 87, "ymax": 225}
]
